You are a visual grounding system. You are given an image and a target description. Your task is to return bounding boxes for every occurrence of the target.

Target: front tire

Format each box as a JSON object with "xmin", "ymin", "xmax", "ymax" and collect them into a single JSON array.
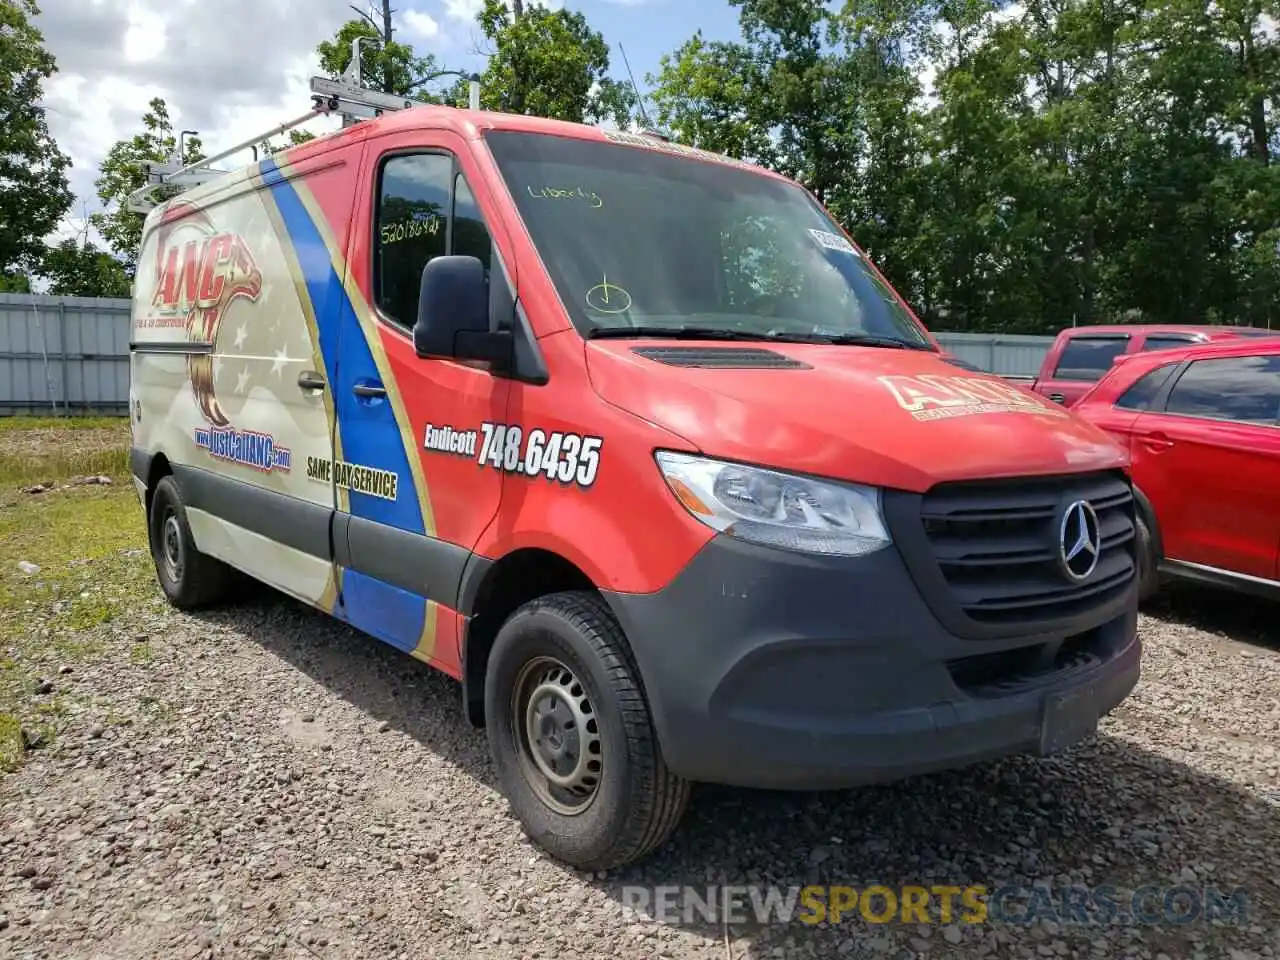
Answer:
[
  {"xmin": 148, "ymin": 474, "xmax": 232, "ymax": 609},
  {"xmin": 484, "ymin": 591, "xmax": 691, "ymax": 870}
]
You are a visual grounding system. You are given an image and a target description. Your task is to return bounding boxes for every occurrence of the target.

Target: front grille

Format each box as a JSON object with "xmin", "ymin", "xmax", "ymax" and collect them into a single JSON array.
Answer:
[
  {"xmin": 947, "ymin": 629, "xmax": 1103, "ymax": 697},
  {"xmin": 884, "ymin": 470, "xmax": 1137, "ymax": 639}
]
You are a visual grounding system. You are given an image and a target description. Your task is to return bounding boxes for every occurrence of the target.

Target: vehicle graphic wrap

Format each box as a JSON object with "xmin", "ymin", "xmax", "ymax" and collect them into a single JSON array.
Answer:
[
  {"xmin": 254, "ymin": 155, "xmax": 447, "ymax": 667},
  {"xmin": 132, "ymin": 172, "xmax": 342, "ymax": 614},
  {"xmin": 143, "ymin": 200, "xmax": 264, "ymax": 427}
]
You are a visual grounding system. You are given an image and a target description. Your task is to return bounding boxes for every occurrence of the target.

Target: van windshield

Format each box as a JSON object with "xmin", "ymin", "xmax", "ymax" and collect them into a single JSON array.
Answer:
[{"xmin": 482, "ymin": 130, "xmax": 932, "ymax": 348}]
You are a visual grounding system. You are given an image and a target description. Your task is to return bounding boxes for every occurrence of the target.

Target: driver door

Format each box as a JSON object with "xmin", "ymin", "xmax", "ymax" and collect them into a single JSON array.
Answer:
[{"xmin": 331, "ymin": 133, "xmax": 512, "ymax": 669}]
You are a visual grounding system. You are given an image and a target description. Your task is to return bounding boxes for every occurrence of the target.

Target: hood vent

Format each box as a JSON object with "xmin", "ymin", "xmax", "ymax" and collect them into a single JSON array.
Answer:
[{"xmin": 631, "ymin": 346, "xmax": 811, "ymax": 369}]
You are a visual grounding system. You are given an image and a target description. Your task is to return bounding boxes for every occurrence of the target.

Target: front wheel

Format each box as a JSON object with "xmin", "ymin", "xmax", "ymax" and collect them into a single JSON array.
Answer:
[{"xmin": 484, "ymin": 591, "xmax": 690, "ymax": 870}]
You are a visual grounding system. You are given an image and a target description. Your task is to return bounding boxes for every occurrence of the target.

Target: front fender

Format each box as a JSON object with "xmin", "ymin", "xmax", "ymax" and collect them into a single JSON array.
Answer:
[{"xmin": 469, "ymin": 484, "xmax": 715, "ymax": 601}]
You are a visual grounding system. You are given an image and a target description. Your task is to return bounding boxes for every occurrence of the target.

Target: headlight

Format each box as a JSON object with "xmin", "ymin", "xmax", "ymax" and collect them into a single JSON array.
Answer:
[{"xmin": 654, "ymin": 451, "xmax": 892, "ymax": 557}]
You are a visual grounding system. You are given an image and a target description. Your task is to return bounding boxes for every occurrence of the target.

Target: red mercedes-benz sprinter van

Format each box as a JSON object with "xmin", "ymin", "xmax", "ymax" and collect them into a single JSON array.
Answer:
[{"xmin": 128, "ymin": 103, "xmax": 1141, "ymax": 871}]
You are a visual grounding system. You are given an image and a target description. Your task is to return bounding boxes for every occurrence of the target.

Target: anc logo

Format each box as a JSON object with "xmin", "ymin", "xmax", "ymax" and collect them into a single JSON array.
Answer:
[{"xmin": 149, "ymin": 200, "xmax": 263, "ymax": 427}]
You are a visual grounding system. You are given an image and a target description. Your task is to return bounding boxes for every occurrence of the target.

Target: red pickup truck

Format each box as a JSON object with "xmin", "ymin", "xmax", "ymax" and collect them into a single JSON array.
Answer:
[{"xmin": 1029, "ymin": 324, "xmax": 1275, "ymax": 407}]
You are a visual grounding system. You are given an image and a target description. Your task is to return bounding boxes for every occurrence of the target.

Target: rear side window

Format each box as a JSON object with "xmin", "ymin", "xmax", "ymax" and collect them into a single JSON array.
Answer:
[
  {"xmin": 374, "ymin": 154, "xmax": 494, "ymax": 329},
  {"xmin": 1164, "ymin": 355, "xmax": 1280, "ymax": 424},
  {"xmin": 1115, "ymin": 363, "xmax": 1177, "ymax": 411},
  {"xmin": 1141, "ymin": 336, "xmax": 1196, "ymax": 352},
  {"xmin": 1053, "ymin": 336, "xmax": 1129, "ymax": 381}
]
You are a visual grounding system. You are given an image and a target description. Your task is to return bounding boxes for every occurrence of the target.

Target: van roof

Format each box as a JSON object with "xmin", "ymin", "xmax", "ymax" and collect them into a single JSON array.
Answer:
[
  {"xmin": 142, "ymin": 103, "xmax": 791, "ymax": 225},
  {"xmin": 290, "ymin": 103, "xmax": 791, "ymax": 180}
]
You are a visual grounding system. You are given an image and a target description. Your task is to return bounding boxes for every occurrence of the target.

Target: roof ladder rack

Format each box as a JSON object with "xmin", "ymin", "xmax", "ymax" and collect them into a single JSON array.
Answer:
[{"xmin": 125, "ymin": 36, "xmax": 481, "ymax": 214}]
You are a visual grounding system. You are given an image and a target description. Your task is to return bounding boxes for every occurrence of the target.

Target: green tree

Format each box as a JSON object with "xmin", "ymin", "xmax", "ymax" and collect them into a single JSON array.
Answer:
[
  {"xmin": 649, "ymin": 0, "xmax": 1280, "ymax": 332},
  {"xmin": 647, "ymin": 31, "xmax": 777, "ymax": 162},
  {"xmin": 260, "ymin": 128, "xmax": 317, "ymax": 158},
  {"xmin": 317, "ymin": 17, "xmax": 447, "ymax": 101},
  {"xmin": 40, "ymin": 237, "xmax": 131, "ymax": 297},
  {"xmin": 473, "ymin": 0, "xmax": 634, "ymax": 125},
  {"xmin": 0, "ymin": 273, "xmax": 32, "ymax": 293},
  {"xmin": 0, "ymin": 0, "xmax": 73, "ymax": 282},
  {"xmin": 90, "ymin": 98, "xmax": 204, "ymax": 276}
]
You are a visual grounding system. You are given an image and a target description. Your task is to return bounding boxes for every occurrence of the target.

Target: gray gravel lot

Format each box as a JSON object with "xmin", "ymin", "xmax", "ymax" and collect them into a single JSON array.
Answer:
[{"xmin": 2, "ymin": 582, "xmax": 1278, "ymax": 960}]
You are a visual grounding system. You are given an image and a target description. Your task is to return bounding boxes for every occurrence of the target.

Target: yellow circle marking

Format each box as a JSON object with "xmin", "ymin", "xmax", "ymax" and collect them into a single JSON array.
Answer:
[{"xmin": 585, "ymin": 273, "xmax": 632, "ymax": 314}]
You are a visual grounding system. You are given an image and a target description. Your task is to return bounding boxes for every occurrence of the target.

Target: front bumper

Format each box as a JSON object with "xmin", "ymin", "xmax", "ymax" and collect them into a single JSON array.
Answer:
[{"xmin": 601, "ymin": 535, "xmax": 1140, "ymax": 790}]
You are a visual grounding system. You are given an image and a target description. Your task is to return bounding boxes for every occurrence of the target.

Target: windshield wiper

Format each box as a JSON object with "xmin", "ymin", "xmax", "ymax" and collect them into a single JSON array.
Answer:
[
  {"xmin": 586, "ymin": 325, "xmax": 933, "ymax": 350},
  {"xmin": 586, "ymin": 326, "xmax": 776, "ymax": 342},
  {"xmin": 767, "ymin": 330, "xmax": 932, "ymax": 350}
]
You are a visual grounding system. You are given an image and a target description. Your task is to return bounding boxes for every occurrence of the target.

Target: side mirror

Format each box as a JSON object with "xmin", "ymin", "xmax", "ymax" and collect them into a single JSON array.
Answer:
[{"xmin": 413, "ymin": 255, "xmax": 511, "ymax": 367}]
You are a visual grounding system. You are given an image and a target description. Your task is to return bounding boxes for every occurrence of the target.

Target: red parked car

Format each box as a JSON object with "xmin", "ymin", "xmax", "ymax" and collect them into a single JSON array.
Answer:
[
  {"xmin": 1073, "ymin": 338, "xmax": 1280, "ymax": 600},
  {"xmin": 1029, "ymin": 324, "xmax": 1276, "ymax": 408}
]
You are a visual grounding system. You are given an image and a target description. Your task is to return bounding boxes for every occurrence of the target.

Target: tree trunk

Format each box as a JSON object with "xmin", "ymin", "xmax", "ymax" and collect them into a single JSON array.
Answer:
[
  {"xmin": 1246, "ymin": 36, "xmax": 1269, "ymax": 164},
  {"xmin": 382, "ymin": 0, "xmax": 395, "ymax": 94},
  {"xmin": 510, "ymin": 0, "xmax": 526, "ymax": 114}
]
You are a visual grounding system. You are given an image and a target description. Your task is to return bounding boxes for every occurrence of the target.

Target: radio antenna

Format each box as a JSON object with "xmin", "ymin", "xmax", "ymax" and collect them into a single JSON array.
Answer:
[{"xmin": 617, "ymin": 42, "xmax": 650, "ymax": 128}]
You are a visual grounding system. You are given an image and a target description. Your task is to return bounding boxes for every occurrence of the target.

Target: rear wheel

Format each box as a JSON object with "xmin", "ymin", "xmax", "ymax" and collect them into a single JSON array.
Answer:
[
  {"xmin": 148, "ymin": 475, "xmax": 232, "ymax": 609},
  {"xmin": 1135, "ymin": 512, "xmax": 1159, "ymax": 603},
  {"xmin": 484, "ymin": 591, "xmax": 690, "ymax": 870}
]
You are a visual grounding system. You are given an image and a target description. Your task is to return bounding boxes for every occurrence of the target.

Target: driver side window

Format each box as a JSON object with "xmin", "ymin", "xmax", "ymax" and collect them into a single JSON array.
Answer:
[{"xmin": 374, "ymin": 152, "xmax": 494, "ymax": 330}]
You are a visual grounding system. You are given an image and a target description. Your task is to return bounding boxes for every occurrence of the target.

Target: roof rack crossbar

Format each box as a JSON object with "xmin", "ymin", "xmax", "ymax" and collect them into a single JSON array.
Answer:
[{"xmin": 124, "ymin": 50, "xmax": 483, "ymax": 215}]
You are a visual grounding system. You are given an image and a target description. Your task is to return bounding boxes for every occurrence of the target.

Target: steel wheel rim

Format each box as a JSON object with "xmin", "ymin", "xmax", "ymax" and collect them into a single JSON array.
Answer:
[
  {"xmin": 160, "ymin": 510, "xmax": 183, "ymax": 584},
  {"xmin": 510, "ymin": 654, "xmax": 602, "ymax": 816}
]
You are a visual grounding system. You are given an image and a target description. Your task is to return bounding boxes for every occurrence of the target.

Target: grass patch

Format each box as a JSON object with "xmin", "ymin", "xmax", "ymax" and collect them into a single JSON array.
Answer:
[
  {"xmin": 0, "ymin": 419, "xmax": 153, "ymax": 772},
  {"xmin": 0, "ymin": 713, "xmax": 21, "ymax": 771},
  {"xmin": 129, "ymin": 639, "xmax": 156, "ymax": 663},
  {"xmin": 0, "ymin": 485, "xmax": 152, "ymax": 642},
  {"xmin": 0, "ymin": 416, "xmax": 127, "ymax": 431},
  {"xmin": 0, "ymin": 419, "xmax": 132, "ymax": 488}
]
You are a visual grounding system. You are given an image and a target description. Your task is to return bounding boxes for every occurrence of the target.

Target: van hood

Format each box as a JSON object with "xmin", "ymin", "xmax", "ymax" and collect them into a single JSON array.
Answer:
[{"xmin": 585, "ymin": 340, "xmax": 1128, "ymax": 493}]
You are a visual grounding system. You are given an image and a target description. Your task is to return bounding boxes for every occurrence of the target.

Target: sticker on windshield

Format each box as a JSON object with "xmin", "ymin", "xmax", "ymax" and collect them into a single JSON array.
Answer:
[{"xmin": 808, "ymin": 229, "xmax": 860, "ymax": 256}]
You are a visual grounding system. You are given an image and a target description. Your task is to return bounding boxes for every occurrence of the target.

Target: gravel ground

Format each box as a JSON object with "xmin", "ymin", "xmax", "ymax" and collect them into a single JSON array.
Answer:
[{"xmin": 2, "ymin": 572, "xmax": 1278, "ymax": 960}]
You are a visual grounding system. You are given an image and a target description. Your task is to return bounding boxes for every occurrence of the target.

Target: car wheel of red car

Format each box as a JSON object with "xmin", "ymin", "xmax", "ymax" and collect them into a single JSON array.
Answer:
[{"xmin": 1135, "ymin": 513, "xmax": 1159, "ymax": 603}]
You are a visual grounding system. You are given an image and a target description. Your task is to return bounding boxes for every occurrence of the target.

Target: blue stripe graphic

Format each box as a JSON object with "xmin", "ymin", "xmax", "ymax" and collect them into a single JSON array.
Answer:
[{"xmin": 258, "ymin": 157, "xmax": 427, "ymax": 652}]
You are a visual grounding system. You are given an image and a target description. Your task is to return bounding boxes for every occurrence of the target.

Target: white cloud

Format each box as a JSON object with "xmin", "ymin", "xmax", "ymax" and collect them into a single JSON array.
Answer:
[
  {"xmin": 442, "ymin": 0, "xmax": 561, "ymax": 21},
  {"xmin": 31, "ymin": 0, "xmax": 581, "ymax": 256},
  {"xmin": 403, "ymin": 9, "xmax": 441, "ymax": 39},
  {"xmin": 35, "ymin": 0, "xmax": 359, "ymax": 248},
  {"xmin": 443, "ymin": 0, "xmax": 484, "ymax": 20}
]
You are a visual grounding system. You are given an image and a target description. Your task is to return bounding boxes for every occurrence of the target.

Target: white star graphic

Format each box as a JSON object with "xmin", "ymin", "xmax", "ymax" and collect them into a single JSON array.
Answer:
[
  {"xmin": 234, "ymin": 368, "xmax": 250, "ymax": 393},
  {"xmin": 271, "ymin": 348, "xmax": 290, "ymax": 379},
  {"xmin": 233, "ymin": 324, "xmax": 248, "ymax": 349}
]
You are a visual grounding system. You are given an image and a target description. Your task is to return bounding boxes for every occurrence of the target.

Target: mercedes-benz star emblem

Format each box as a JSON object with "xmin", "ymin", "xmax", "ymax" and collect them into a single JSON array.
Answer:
[{"xmin": 1059, "ymin": 500, "xmax": 1102, "ymax": 581}]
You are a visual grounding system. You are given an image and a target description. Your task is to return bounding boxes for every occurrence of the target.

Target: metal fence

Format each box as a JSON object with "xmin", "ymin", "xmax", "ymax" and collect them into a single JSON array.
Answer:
[
  {"xmin": 933, "ymin": 332, "xmax": 1055, "ymax": 381},
  {"xmin": 0, "ymin": 293, "xmax": 1057, "ymax": 416},
  {"xmin": 0, "ymin": 294, "xmax": 132, "ymax": 416}
]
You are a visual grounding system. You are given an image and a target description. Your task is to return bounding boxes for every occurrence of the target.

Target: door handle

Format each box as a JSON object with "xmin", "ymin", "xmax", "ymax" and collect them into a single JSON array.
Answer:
[
  {"xmin": 1139, "ymin": 432, "xmax": 1174, "ymax": 452},
  {"xmin": 297, "ymin": 371, "xmax": 326, "ymax": 391},
  {"xmin": 1049, "ymin": 393, "xmax": 1065, "ymax": 404},
  {"xmin": 352, "ymin": 383, "xmax": 387, "ymax": 399}
]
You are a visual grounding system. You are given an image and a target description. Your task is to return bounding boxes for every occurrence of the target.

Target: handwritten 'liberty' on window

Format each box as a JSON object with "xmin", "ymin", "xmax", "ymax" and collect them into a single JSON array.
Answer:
[{"xmin": 526, "ymin": 185, "xmax": 603, "ymax": 209}]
